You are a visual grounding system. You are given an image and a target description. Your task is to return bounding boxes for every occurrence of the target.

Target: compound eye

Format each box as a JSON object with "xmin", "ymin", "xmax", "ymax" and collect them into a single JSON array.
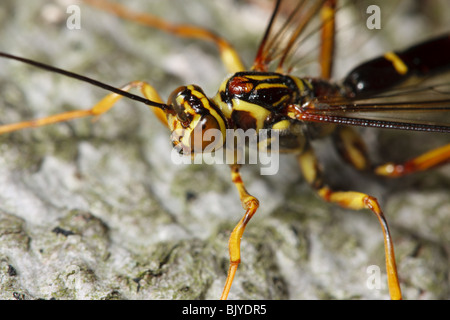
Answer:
[
  {"xmin": 168, "ymin": 86, "xmax": 191, "ymax": 125},
  {"xmin": 190, "ymin": 114, "xmax": 221, "ymax": 152}
]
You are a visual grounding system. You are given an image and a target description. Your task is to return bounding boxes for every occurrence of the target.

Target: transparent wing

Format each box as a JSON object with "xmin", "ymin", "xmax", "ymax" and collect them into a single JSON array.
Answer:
[
  {"xmin": 252, "ymin": 1, "xmax": 450, "ymax": 132},
  {"xmin": 301, "ymin": 82, "xmax": 450, "ymax": 132},
  {"xmin": 252, "ymin": 0, "xmax": 328, "ymax": 73}
]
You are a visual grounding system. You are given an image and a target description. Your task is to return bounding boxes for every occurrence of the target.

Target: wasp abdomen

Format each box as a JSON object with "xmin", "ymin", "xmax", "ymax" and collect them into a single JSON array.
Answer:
[{"xmin": 343, "ymin": 34, "xmax": 450, "ymax": 97}]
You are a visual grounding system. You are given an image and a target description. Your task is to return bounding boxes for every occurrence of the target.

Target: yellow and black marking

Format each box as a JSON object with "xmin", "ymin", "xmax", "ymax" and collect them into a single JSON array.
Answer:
[
  {"xmin": 216, "ymin": 73, "xmax": 307, "ymax": 126},
  {"xmin": 1, "ymin": 0, "xmax": 450, "ymax": 302},
  {"xmin": 343, "ymin": 34, "xmax": 450, "ymax": 97},
  {"xmin": 166, "ymin": 85, "xmax": 228, "ymax": 155},
  {"xmin": 212, "ymin": 71, "xmax": 318, "ymax": 152},
  {"xmin": 383, "ymin": 52, "xmax": 408, "ymax": 75}
]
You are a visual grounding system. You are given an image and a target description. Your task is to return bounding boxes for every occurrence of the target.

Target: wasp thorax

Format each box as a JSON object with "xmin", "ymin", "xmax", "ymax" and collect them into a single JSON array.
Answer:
[{"xmin": 167, "ymin": 85, "xmax": 227, "ymax": 155}]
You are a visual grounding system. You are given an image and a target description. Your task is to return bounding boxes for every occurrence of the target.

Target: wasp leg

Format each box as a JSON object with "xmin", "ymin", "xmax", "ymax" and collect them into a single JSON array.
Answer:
[
  {"xmin": 319, "ymin": 0, "xmax": 336, "ymax": 79},
  {"xmin": 0, "ymin": 81, "xmax": 167, "ymax": 135},
  {"xmin": 332, "ymin": 126, "xmax": 450, "ymax": 177},
  {"xmin": 298, "ymin": 144, "xmax": 402, "ymax": 300},
  {"xmin": 221, "ymin": 164, "xmax": 260, "ymax": 300},
  {"xmin": 375, "ymin": 143, "xmax": 450, "ymax": 177},
  {"xmin": 83, "ymin": 0, "xmax": 245, "ymax": 74},
  {"xmin": 332, "ymin": 126, "xmax": 371, "ymax": 171}
]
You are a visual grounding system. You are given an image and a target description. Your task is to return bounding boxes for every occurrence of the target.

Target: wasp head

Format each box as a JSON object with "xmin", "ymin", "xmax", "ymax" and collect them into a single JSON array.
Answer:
[{"xmin": 166, "ymin": 85, "xmax": 227, "ymax": 155}]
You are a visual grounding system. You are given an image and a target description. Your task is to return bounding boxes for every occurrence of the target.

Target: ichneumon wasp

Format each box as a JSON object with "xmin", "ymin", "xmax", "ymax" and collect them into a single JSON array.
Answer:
[{"xmin": 0, "ymin": 0, "xmax": 449, "ymax": 299}]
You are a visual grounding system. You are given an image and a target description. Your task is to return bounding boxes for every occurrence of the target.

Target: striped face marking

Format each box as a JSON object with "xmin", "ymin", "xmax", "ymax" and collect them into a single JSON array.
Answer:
[{"xmin": 167, "ymin": 85, "xmax": 227, "ymax": 155}]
